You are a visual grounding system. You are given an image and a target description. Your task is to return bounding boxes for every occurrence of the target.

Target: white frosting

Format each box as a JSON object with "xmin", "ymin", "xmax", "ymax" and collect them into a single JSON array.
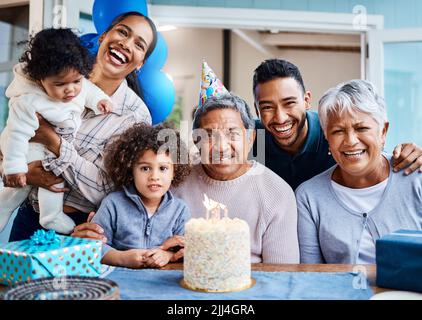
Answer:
[{"xmin": 183, "ymin": 217, "xmax": 251, "ymax": 292}]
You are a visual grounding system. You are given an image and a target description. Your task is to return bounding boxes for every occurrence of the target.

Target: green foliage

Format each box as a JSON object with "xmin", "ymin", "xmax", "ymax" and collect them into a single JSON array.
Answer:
[{"xmin": 163, "ymin": 96, "xmax": 183, "ymax": 129}]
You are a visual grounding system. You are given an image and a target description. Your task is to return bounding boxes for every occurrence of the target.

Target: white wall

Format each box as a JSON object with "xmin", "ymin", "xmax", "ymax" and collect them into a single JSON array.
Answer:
[
  {"xmin": 277, "ymin": 48, "xmax": 361, "ymax": 110},
  {"xmin": 161, "ymin": 27, "xmax": 223, "ymax": 122},
  {"xmin": 230, "ymin": 31, "xmax": 269, "ymax": 116},
  {"xmin": 162, "ymin": 27, "xmax": 361, "ymax": 120},
  {"xmin": 230, "ymin": 31, "xmax": 361, "ymax": 114}
]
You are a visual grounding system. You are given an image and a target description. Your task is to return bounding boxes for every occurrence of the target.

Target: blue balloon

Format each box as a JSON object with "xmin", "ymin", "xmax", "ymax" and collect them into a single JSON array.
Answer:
[
  {"xmin": 79, "ymin": 33, "xmax": 100, "ymax": 56},
  {"xmin": 141, "ymin": 32, "xmax": 168, "ymax": 72},
  {"xmin": 92, "ymin": 0, "xmax": 148, "ymax": 34},
  {"xmin": 138, "ymin": 70, "xmax": 175, "ymax": 125},
  {"xmin": 79, "ymin": 33, "xmax": 97, "ymax": 42}
]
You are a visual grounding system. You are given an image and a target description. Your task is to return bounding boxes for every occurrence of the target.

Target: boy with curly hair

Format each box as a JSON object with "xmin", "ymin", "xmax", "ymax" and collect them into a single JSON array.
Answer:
[
  {"xmin": 0, "ymin": 28, "xmax": 113, "ymax": 234},
  {"xmin": 92, "ymin": 123, "xmax": 191, "ymax": 268}
]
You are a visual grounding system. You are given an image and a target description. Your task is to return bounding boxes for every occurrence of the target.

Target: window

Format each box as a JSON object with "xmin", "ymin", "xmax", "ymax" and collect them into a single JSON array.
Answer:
[{"xmin": 0, "ymin": 5, "xmax": 29, "ymax": 132}]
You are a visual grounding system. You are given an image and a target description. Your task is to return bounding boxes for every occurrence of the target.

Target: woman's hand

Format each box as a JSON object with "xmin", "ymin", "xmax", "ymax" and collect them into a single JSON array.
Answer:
[
  {"xmin": 71, "ymin": 211, "xmax": 107, "ymax": 242},
  {"xmin": 26, "ymin": 160, "xmax": 68, "ymax": 192},
  {"xmin": 143, "ymin": 248, "xmax": 174, "ymax": 268},
  {"xmin": 392, "ymin": 143, "xmax": 422, "ymax": 174},
  {"xmin": 31, "ymin": 113, "xmax": 61, "ymax": 156}
]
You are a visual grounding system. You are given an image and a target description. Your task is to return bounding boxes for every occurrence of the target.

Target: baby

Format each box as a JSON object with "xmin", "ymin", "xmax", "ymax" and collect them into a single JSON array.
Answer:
[
  {"xmin": 93, "ymin": 123, "xmax": 191, "ymax": 268},
  {"xmin": 0, "ymin": 28, "xmax": 112, "ymax": 234}
]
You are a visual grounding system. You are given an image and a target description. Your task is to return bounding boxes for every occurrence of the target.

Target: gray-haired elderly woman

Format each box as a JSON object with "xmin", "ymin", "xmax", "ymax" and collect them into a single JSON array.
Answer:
[
  {"xmin": 296, "ymin": 79, "xmax": 422, "ymax": 264},
  {"xmin": 173, "ymin": 93, "xmax": 300, "ymax": 264}
]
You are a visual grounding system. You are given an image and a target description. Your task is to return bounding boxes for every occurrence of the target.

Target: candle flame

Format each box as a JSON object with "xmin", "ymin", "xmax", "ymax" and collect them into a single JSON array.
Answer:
[{"xmin": 203, "ymin": 194, "xmax": 228, "ymax": 220}]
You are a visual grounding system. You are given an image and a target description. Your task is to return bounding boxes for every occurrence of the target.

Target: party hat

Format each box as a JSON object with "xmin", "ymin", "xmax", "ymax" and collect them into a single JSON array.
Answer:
[{"xmin": 198, "ymin": 61, "xmax": 229, "ymax": 107}]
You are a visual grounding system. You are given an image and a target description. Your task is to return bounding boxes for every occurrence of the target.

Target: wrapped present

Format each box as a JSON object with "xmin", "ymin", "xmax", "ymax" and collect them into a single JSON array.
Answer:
[
  {"xmin": 376, "ymin": 229, "xmax": 422, "ymax": 292},
  {"xmin": 0, "ymin": 230, "xmax": 102, "ymax": 286}
]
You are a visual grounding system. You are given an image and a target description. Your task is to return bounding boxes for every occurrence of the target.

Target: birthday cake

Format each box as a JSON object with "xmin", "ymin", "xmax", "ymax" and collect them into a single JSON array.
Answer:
[{"xmin": 182, "ymin": 196, "xmax": 252, "ymax": 292}]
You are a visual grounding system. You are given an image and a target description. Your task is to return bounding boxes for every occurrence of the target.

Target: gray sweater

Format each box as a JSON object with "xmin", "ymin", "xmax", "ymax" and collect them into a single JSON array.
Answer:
[
  {"xmin": 173, "ymin": 161, "xmax": 299, "ymax": 264},
  {"xmin": 296, "ymin": 155, "xmax": 422, "ymax": 264},
  {"xmin": 92, "ymin": 184, "xmax": 190, "ymax": 256}
]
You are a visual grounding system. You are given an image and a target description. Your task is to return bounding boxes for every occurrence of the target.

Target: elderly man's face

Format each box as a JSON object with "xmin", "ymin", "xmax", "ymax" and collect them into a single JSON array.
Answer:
[
  {"xmin": 197, "ymin": 108, "xmax": 254, "ymax": 181},
  {"xmin": 326, "ymin": 109, "xmax": 388, "ymax": 177},
  {"xmin": 255, "ymin": 77, "xmax": 311, "ymax": 154}
]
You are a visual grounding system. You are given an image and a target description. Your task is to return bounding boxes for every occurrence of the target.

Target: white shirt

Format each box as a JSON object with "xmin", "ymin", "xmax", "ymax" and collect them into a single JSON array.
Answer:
[
  {"xmin": 0, "ymin": 63, "xmax": 111, "ymax": 175},
  {"xmin": 331, "ymin": 179, "xmax": 389, "ymax": 264}
]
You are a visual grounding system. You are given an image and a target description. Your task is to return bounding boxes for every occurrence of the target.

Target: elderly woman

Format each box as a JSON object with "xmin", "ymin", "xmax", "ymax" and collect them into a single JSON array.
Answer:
[
  {"xmin": 173, "ymin": 93, "xmax": 299, "ymax": 264},
  {"xmin": 296, "ymin": 79, "xmax": 422, "ymax": 264}
]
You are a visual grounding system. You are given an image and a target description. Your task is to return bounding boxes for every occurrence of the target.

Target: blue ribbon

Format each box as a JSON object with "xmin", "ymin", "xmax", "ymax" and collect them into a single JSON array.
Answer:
[{"xmin": 30, "ymin": 230, "xmax": 60, "ymax": 245}]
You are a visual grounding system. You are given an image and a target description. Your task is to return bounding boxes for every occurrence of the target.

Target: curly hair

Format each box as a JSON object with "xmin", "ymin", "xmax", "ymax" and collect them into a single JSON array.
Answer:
[
  {"xmin": 20, "ymin": 28, "xmax": 94, "ymax": 81},
  {"xmin": 104, "ymin": 123, "xmax": 191, "ymax": 190}
]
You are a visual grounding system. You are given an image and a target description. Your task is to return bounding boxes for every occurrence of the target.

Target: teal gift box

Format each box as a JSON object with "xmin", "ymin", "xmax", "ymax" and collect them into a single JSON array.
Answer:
[
  {"xmin": 0, "ymin": 230, "xmax": 102, "ymax": 286},
  {"xmin": 376, "ymin": 229, "xmax": 422, "ymax": 292}
]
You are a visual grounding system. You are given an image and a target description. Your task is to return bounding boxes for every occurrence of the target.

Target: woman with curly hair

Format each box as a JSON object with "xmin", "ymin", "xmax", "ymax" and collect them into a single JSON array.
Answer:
[
  {"xmin": 0, "ymin": 28, "xmax": 113, "ymax": 235},
  {"xmin": 91, "ymin": 123, "xmax": 191, "ymax": 268}
]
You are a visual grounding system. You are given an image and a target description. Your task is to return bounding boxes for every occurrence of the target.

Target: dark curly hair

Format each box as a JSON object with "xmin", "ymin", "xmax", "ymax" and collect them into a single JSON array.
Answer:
[
  {"xmin": 104, "ymin": 123, "xmax": 191, "ymax": 190},
  {"xmin": 20, "ymin": 28, "xmax": 94, "ymax": 81}
]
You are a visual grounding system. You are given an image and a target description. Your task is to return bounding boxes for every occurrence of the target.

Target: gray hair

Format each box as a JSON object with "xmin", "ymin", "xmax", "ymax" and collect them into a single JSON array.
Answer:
[
  {"xmin": 318, "ymin": 79, "xmax": 388, "ymax": 136},
  {"xmin": 192, "ymin": 93, "xmax": 255, "ymax": 131}
]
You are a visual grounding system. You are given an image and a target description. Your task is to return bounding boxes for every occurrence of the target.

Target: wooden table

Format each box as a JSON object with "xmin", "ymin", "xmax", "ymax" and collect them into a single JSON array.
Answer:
[{"xmin": 0, "ymin": 263, "xmax": 389, "ymax": 298}]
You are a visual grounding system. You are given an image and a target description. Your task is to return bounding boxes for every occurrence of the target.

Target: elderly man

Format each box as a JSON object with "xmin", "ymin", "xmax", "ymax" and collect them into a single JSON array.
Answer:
[
  {"xmin": 72, "ymin": 93, "xmax": 300, "ymax": 264},
  {"xmin": 173, "ymin": 94, "xmax": 299, "ymax": 264},
  {"xmin": 252, "ymin": 59, "xmax": 422, "ymax": 190}
]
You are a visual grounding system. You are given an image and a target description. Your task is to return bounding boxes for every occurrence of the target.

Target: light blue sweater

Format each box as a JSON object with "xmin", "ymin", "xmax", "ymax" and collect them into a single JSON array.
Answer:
[
  {"xmin": 296, "ymin": 155, "xmax": 422, "ymax": 264},
  {"xmin": 92, "ymin": 184, "xmax": 191, "ymax": 256}
]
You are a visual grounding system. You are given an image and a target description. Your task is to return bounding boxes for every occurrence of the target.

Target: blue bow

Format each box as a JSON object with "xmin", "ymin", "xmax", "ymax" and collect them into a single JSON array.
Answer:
[{"xmin": 30, "ymin": 230, "xmax": 60, "ymax": 245}]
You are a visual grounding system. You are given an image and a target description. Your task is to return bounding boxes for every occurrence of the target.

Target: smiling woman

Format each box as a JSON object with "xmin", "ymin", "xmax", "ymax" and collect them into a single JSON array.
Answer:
[
  {"xmin": 296, "ymin": 79, "xmax": 422, "ymax": 265},
  {"xmin": 92, "ymin": 12, "xmax": 157, "ymax": 97},
  {"xmin": 6, "ymin": 12, "xmax": 158, "ymax": 242}
]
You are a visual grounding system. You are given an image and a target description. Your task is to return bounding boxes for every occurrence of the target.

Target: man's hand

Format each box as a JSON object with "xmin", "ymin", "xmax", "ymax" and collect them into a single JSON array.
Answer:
[
  {"xmin": 143, "ymin": 248, "xmax": 174, "ymax": 268},
  {"xmin": 26, "ymin": 160, "xmax": 68, "ymax": 192},
  {"xmin": 392, "ymin": 143, "xmax": 422, "ymax": 175},
  {"xmin": 160, "ymin": 235, "xmax": 184, "ymax": 251},
  {"xmin": 170, "ymin": 248, "xmax": 184, "ymax": 262},
  {"xmin": 4, "ymin": 173, "xmax": 27, "ymax": 187},
  {"xmin": 71, "ymin": 211, "xmax": 107, "ymax": 243},
  {"xmin": 97, "ymin": 99, "xmax": 113, "ymax": 114},
  {"xmin": 160, "ymin": 235, "xmax": 185, "ymax": 262}
]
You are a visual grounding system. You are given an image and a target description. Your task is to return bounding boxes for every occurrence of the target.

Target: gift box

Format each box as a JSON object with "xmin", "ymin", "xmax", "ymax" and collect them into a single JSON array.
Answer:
[
  {"xmin": 0, "ymin": 230, "xmax": 102, "ymax": 286},
  {"xmin": 376, "ymin": 229, "xmax": 422, "ymax": 292}
]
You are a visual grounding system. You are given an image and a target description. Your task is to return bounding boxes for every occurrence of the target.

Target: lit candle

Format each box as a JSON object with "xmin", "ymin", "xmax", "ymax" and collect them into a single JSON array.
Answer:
[{"xmin": 202, "ymin": 194, "xmax": 227, "ymax": 220}]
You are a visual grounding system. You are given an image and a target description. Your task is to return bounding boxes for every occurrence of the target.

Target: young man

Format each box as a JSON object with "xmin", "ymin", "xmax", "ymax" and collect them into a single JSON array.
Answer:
[{"xmin": 252, "ymin": 59, "xmax": 422, "ymax": 190}]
